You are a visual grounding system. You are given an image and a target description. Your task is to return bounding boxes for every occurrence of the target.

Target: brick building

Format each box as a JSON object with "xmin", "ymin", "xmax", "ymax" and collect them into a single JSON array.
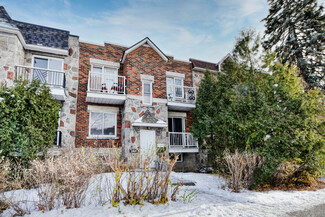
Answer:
[{"xmin": 0, "ymin": 6, "xmax": 232, "ymax": 171}]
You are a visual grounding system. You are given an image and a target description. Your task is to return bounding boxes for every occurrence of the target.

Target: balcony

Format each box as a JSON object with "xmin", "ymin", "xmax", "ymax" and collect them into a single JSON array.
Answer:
[
  {"xmin": 15, "ymin": 65, "xmax": 66, "ymax": 101},
  {"xmin": 169, "ymin": 132, "xmax": 199, "ymax": 153},
  {"xmin": 167, "ymin": 86, "xmax": 196, "ymax": 111},
  {"xmin": 86, "ymin": 72, "xmax": 126, "ymax": 105}
]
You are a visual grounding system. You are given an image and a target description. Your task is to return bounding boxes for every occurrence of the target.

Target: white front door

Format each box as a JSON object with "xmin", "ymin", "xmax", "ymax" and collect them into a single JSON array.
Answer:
[{"xmin": 140, "ymin": 130, "xmax": 156, "ymax": 168}]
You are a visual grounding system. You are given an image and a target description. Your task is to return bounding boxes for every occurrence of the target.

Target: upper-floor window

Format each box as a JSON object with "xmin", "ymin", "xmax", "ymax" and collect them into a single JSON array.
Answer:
[
  {"xmin": 33, "ymin": 56, "xmax": 64, "ymax": 86},
  {"xmin": 143, "ymin": 81, "xmax": 152, "ymax": 105},
  {"xmin": 91, "ymin": 65, "xmax": 120, "ymax": 93},
  {"xmin": 167, "ymin": 77, "xmax": 184, "ymax": 100},
  {"xmin": 89, "ymin": 111, "xmax": 117, "ymax": 138}
]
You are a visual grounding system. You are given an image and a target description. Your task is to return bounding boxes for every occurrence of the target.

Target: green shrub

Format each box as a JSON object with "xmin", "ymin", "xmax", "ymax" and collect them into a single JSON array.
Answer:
[
  {"xmin": 192, "ymin": 30, "xmax": 325, "ymax": 187},
  {"xmin": 0, "ymin": 80, "xmax": 60, "ymax": 166}
]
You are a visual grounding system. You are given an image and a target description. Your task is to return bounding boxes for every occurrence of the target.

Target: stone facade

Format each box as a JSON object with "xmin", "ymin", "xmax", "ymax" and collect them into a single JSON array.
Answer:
[
  {"xmin": 0, "ymin": 32, "xmax": 24, "ymax": 87},
  {"xmin": 0, "ymin": 30, "xmax": 79, "ymax": 150},
  {"xmin": 122, "ymin": 98, "xmax": 169, "ymax": 158}
]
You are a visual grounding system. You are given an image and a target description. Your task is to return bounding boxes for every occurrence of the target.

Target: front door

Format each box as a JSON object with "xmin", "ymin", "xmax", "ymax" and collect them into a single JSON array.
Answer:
[{"xmin": 140, "ymin": 130, "xmax": 156, "ymax": 168}]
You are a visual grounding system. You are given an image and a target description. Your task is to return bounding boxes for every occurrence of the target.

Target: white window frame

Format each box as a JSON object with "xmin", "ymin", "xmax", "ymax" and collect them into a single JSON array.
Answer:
[
  {"xmin": 166, "ymin": 77, "xmax": 184, "ymax": 100},
  {"xmin": 174, "ymin": 78, "xmax": 184, "ymax": 99},
  {"xmin": 168, "ymin": 117, "xmax": 185, "ymax": 132},
  {"xmin": 177, "ymin": 153, "xmax": 183, "ymax": 162},
  {"xmin": 91, "ymin": 65, "xmax": 118, "ymax": 92},
  {"xmin": 32, "ymin": 55, "xmax": 64, "ymax": 86},
  {"xmin": 32, "ymin": 55, "xmax": 64, "ymax": 71},
  {"xmin": 89, "ymin": 112, "xmax": 117, "ymax": 138},
  {"xmin": 142, "ymin": 80, "xmax": 153, "ymax": 105}
]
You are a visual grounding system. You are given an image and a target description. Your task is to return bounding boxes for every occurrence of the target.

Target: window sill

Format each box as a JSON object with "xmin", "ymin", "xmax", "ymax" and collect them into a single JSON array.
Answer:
[{"xmin": 86, "ymin": 136, "xmax": 119, "ymax": 140}]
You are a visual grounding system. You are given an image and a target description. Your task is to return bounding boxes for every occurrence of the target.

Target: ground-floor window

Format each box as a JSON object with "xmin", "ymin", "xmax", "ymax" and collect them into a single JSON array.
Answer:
[
  {"xmin": 170, "ymin": 153, "xmax": 183, "ymax": 162},
  {"xmin": 89, "ymin": 112, "xmax": 117, "ymax": 138}
]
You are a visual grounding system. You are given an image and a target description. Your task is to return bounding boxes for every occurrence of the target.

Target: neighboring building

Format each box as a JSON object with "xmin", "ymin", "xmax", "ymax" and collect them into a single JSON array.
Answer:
[
  {"xmin": 76, "ymin": 37, "xmax": 199, "ymax": 171},
  {"xmin": 0, "ymin": 6, "xmax": 79, "ymax": 150},
  {"xmin": 0, "ymin": 6, "xmax": 232, "ymax": 171}
]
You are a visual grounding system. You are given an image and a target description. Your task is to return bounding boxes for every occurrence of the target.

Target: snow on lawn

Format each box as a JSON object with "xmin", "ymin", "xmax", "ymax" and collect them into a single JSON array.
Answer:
[{"xmin": 2, "ymin": 172, "xmax": 325, "ymax": 217}]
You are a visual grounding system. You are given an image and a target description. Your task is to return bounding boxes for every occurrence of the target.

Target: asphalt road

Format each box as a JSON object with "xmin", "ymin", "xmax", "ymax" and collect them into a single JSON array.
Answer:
[{"xmin": 287, "ymin": 204, "xmax": 325, "ymax": 217}]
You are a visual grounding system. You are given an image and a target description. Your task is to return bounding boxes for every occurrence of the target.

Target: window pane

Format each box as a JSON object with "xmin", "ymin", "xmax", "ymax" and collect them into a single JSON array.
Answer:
[
  {"xmin": 93, "ymin": 67, "xmax": 102, "ymax": 74},
  {"xmin": 173, "ymin": 118, "xmax": 183, "ymax": 132},
  {"xmin": 144, "ymin": 83, "xmax": 151, "ymax": 94},
  {"xmin": 49, "ymin": 59, "xmax": 63, "ymax": 71},
  {"xmin": 104, "ymin": 68, "xmax": 117, "ymax": 75},
  {"xmin": 103, "ymin": 68, "xmax": 118, "ymax": 91},
  {"xmin": 33, "ymin": 58, "xmax": 48, "ymax": 83},
  {"xmin": 90, "ymin": 112, "xmax": 103, "ymax": 135},
  {"xmin": 175, "ymin": 87, "xmax": 183, "ymax": 97},
  {"xmin": 34, "ymin": 58, "xmax": 48, "ymax": 69},
  {"xmin": 143, "ymin": 82, "xmax": 151, "ymax": 104},
  {"xmin": 103, "ymin": 113, "xmax": 115, "ymax": 136},
  {"xmin": 175, "ymin": 79, "xmax": 182, "ymax": 86}
]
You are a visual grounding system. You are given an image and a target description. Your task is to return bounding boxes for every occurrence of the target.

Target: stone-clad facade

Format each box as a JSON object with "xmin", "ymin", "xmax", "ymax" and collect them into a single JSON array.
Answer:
[{"xmin": 0, "ymin": 7, "xmax": 79, "ymax": 151}]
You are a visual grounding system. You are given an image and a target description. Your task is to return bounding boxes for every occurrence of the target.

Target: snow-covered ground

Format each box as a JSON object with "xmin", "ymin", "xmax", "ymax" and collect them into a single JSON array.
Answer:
[{"xmin": 2, "ymin": 172, "xmax": 325, "ymax": 217}]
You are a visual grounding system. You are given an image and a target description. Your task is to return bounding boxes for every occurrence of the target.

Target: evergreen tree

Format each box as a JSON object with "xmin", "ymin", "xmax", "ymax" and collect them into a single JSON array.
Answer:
[
  {"xmin": 0, "ymin": 80, "xmax": 60, "ymax": 166},
  {"xmin": 263, "ymin": 0, "xmax": 325, "ymax": 89},
  {"xmin": 192, "ymin": 30, "xmax": 325, "ymax": 186}
]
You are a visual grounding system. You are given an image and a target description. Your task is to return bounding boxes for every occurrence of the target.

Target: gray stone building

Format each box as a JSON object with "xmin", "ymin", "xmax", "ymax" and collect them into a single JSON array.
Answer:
[{"xmin": 0, "ymin": 6, "xmax": 79, "ymax": 150}]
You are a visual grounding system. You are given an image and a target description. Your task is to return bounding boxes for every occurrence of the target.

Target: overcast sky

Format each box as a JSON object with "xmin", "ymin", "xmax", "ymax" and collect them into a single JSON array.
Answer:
[{"xmin": 2, "ymin": 0, "xmax": 325, "ymax": 62}]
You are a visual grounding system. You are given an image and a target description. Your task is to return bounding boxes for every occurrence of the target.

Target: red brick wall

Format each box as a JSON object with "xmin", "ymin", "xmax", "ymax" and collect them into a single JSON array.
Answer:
[
  {"xmin": 76, "ymin": 42, "xmax": 126, "ymax": 148},
  {"xmin": 124, "ymin": 46, "xmax": 193, "ymax": 99},
  {"xmin": 76, "ymin": 42, "xmax": 194, "ymax": 148},
  {"xmin": 185, "ymin": 110, "xmax": 193, "ymax": 132}
]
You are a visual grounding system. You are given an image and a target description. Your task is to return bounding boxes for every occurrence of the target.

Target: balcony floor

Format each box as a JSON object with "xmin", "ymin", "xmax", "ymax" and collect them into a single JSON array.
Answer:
[
  {"xmin": 167, "ymin": 101, "xmax": 196, "ymax": 111},
  {"xmin": 86, "ymin": 91, "xmax": 126, "ymax": 104},
  {"xmin": 169, "ymin": 146, "xmax": 199, "ymax": 153},
  {"xmin": 51, "ymin": 87, "xmax": 66, "ymax": 101}
]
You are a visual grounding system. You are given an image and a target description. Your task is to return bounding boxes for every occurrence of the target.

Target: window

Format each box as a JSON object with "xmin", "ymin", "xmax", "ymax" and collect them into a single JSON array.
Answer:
[
  {"xmin": 166, "ymin": 77, "xmax": 184, "ymax": 101},
  {"xmin": 90, "ymin": 65, "xmax": 119, "ymax": 93},
  {"xmin": 89, "ymin": 112, "xmax": 117, "ymax": 137},
  {"xmin": 33, "ymin": 56, "xmax": 64, "ymax": 86},
  {"xmin": 143, "ymin": 81, "xmax": 152, "ymax": 105},
  {"xmin": 170, "ymin": 153, "xmax": 183, "ymax": 162},
  {"xmin": 168, "ymin": 117, "xmax": 185, "ymax": 132}
]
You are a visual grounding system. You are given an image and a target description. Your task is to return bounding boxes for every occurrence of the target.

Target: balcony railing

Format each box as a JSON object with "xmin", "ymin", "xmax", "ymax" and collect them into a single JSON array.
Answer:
[
  {"xmin": 15, "ymin": 65, "xmax": 65, "ymax": 88},
  {"xmin": 88, "ymin": 72, "xmax": 126, "ymax": 95},
  {"xmin": 169, "ymin": 132, "xmax": 198, "ymax": 150},
  {"xmin": 167, "ymin": 86, "xmax": 196, "ymax": 104}
]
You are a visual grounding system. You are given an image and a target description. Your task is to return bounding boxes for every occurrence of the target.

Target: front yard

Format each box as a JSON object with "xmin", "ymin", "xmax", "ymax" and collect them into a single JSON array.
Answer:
[{"xmin": 2, "ymin": 172, "xmax": 325, "ymax": 217}]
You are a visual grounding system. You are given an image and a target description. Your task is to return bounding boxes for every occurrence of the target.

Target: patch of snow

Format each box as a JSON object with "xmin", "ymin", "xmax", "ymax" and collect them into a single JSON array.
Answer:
[{"xmin": 1, "ymin": 173, "xmax": 325, "ymax": 217}]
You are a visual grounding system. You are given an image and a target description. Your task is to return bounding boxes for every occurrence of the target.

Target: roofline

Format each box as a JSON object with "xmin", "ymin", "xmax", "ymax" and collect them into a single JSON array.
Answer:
[
  {"xmin": 216, "ymin": 53, "xmax": 234, "ymax": 65},
  {"xmin": 121, "ymin": 37, "xmax": 168, "ymax": 63},
  {"xmin": 104, "ymin": 41, "xmax": 128, "ymax": 48},
  {"xmin": 192, "ymin": 66, "xmax": 218, "ymax": 73},
  {"xmin": 189, "ymin": 58, "xmax": 218, "ymax": 65},
  {"xmin": 0, "ymin": 25, "xmax": 68, "ymax": 56},
  {"xmin": 13, "ymin": 19, "xmax": 70, "ymax": 33}
]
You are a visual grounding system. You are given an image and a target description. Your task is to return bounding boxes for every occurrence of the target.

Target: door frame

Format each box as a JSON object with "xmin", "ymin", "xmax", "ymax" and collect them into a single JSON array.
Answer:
[{"xmin": 140, "ymin": 129, "xmax": 156, "ymax": 167}]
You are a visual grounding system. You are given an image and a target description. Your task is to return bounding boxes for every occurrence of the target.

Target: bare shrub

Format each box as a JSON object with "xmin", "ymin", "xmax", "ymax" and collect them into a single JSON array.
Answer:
[
  {"xmin": 98, "ymin": 148, "xmax": 180, "ymax": 206},
  {"xmin": 0, "ymin": 155, "xmax": 10, "ymax": 193},
  {"xmin": 224, "ymin": 149, "xmax": 264, "ymax": 192},
  {"xmin": 31, "ymin": 148, "xmax": 100, "ymax": 210},
  {"xmin": 273, "ymin": 158, "xmax": 317, "ymax": 186}
]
